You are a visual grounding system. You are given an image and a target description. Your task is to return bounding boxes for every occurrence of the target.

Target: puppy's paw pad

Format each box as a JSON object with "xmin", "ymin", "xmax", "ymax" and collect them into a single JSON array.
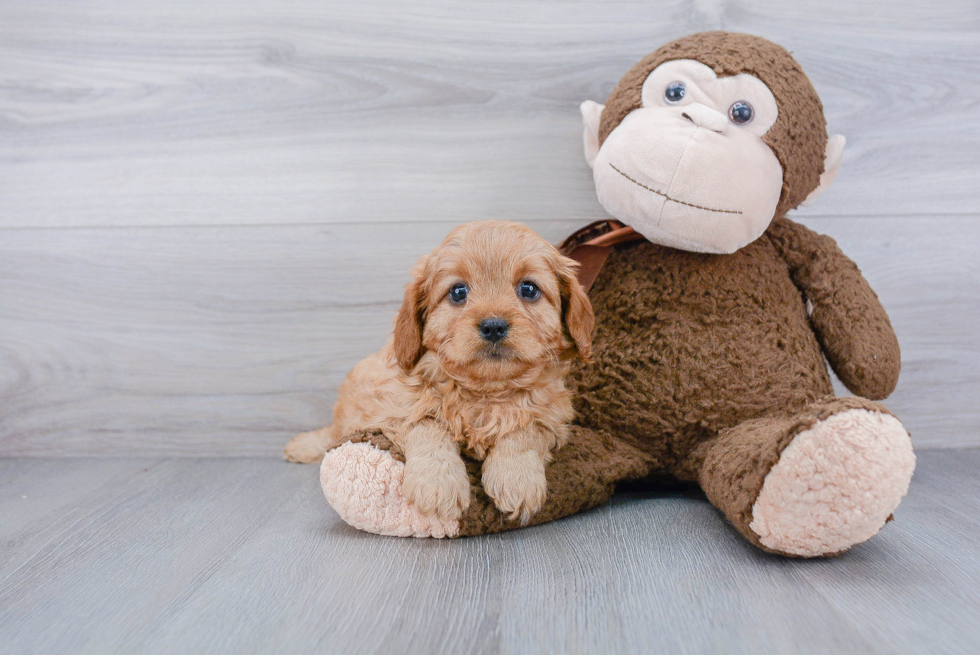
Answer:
[{"xmin": 320, "ymin": 442, "xmax": 460, "ymax": 538}]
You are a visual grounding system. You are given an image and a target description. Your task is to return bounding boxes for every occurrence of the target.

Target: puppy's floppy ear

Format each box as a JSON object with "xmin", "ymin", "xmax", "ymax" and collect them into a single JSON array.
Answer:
[
  {"xmin": 393, "ymin": 255, "xmax": 429, "ymax": 371},
  {"xmin": 555, "ymin": 254, "xmax": 594, "ymax": 360}
]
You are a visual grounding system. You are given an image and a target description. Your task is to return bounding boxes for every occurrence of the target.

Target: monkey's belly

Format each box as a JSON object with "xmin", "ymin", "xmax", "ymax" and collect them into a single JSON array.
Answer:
[{"xmin": 570, "ymin": 239, "xmax": 832, "ymax": 464}]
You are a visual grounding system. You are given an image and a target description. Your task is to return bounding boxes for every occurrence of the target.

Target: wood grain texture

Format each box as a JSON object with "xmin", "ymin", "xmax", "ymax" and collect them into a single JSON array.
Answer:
[
  {"xmin": 1, "ymin": 216, "xmax": 977, "ymax": 456},
  {"xmin": 0, "ymin": 458, "xmax": 162, "ymax": 546},
  {"xmin": 0, "ymin": 450, "xmax": 977, "ymax": 654},
  {"xmin": 0, "ymin": 0, "xmax": 977, "ymax": 229},
  {"xmin": 1, "ymin": 0, "xmax": 978, "ymax": 454}
]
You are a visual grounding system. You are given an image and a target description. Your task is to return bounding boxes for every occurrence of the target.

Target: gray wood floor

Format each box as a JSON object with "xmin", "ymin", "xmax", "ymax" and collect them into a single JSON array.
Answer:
[{"xmin": 1, "ymin": 449, "xmax": 978, "ymax": 655}]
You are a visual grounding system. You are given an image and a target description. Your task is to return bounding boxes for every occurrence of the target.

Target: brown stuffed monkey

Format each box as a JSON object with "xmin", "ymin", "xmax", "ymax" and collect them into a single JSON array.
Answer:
[{"xmin": 311, "ymin": 32, "xmax": 915, "ymax": 557}]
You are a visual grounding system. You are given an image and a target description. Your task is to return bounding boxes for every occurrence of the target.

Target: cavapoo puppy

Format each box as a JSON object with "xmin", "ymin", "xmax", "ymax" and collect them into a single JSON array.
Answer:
[{"xmin": 284, "ymin": 220, "xmax": 594, "ymax": 523}]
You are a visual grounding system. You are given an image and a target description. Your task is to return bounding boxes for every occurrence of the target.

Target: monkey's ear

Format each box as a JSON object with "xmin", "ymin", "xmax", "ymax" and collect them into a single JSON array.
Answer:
[
  {"xmin": 801, "ymin": 134, "xmax": 846, "ymax": 207},
  {"xmin": 392, "ymin": 256, "xmax": 428, "ymax": 371},
  {"xmin": 580, "ymin": 101, "xmax": 604, "ymax": 169}
]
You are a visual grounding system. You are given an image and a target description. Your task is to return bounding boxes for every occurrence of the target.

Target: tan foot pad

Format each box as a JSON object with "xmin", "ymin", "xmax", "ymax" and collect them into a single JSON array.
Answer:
[
  {"xmin": 750, "ymin": 409, "xmax": 915, "ymax": 557},
  {"xmin": 320, "ymin": 441, "xmax": 460, "ymax": 538}
]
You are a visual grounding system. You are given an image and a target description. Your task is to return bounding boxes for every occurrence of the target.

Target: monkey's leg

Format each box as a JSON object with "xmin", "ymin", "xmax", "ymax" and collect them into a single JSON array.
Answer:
[
  {"xmin": 684, "ymin": 397, "xmax": 915, "ymax": 557},
  {"xmin": 320, "ymin": 426, "xmax": 654, "ymax": 538},
  {"xmin": 458, "ymin": 426, "xmax": 656, "ymax": 536}
]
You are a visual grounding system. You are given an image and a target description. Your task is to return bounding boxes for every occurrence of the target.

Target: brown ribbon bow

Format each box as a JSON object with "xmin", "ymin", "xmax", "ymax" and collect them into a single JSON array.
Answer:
[{"xmin": 559, "ymin": 220, "xmax": 646, "ymax": 291}]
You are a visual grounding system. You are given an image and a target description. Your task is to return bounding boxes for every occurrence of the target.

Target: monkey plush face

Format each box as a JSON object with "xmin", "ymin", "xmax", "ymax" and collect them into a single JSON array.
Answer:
[{"xmin": 581, "ymin": 32, "xmax": 845, "ymax": 254}]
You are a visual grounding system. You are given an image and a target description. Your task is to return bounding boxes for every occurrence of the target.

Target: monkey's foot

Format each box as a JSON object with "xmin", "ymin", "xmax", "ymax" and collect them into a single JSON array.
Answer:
[
  {"xmin": 321, "ymin": 440, "xmax": 460, "ymax": 538},
  {"xmin": 750, "ymin": 408, "xmax": 915, "ymax": 557}
]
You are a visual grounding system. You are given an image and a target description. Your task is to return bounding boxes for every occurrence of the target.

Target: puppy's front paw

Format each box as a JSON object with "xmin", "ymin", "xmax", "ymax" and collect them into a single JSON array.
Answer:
[
  {"xmin": 402, "ymin": 450, "xmax": 470, "ymax": 522},
  {"xmin": 482, "ymin": 449, "xmax": 547, "ymax": 524}
]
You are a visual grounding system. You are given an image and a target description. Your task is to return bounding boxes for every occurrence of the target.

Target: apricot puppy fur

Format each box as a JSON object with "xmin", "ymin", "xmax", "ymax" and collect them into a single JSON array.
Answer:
[{"xmin": 284, "ymin": 220, "xmax": 594, "ymax": 524}]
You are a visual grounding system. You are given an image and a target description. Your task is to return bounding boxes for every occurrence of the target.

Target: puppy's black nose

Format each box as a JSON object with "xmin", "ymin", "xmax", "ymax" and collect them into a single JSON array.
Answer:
[{"xmin": 479, "ymin": 317, "xmax": 509, "ymax": 343}]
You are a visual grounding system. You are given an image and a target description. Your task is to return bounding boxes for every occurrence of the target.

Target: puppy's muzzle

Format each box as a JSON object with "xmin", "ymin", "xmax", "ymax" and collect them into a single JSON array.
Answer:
[{"xmin": 478, "ymin": 317, "xmax": 509, "ymax": 343}]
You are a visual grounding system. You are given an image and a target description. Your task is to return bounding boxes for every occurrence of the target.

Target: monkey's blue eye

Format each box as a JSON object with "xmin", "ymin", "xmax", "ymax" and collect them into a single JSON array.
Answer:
[
  {"xmin": 449, "ymin": 283, "xmax": 468, "ymax": 303},
  {"xmin": 729, "ymin": 101, "xmax": 754, "ymax": 125},
  {"xmin": 518, "ymin": 281, "xmax": 541, "ymax": 301},
  {"xmin": 664, "ymin": 81, "xmax": 686, "ymax": 103}
]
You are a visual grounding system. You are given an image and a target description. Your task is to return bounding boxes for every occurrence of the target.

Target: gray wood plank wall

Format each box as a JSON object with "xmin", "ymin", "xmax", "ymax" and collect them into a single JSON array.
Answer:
[{"xmin": 1, "ymin": 0, "xmax": 978, "ymax": 455}]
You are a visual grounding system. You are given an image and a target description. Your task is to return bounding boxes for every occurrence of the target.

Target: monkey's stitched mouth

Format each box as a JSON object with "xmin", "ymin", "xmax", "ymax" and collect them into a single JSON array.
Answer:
[{"xmin": 609, "ymin": 163, "xmax": 742, "ymax": 215}]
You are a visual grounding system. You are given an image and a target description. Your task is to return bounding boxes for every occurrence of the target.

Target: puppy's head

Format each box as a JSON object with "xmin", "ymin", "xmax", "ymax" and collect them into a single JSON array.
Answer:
[{"xmin": 393, "ymin": 221, "xmax": 594, "ymax": 381}]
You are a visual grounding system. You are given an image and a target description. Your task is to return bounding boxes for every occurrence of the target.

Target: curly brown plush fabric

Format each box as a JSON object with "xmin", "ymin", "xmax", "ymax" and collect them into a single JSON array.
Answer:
[
  {"xmin": 767, "ymin": 217, "xmax": 901, "ymax": 399},
  {"xmin": 347, "ymin": 429, "xmax": 405, "ymax": 462},
  {"xmin": 598, "ymin": 31, "xmax": 828, "ymax": 217},
  {"xmin": 570, "ymin": 230, "xmax": 831, "ymax": 469}
]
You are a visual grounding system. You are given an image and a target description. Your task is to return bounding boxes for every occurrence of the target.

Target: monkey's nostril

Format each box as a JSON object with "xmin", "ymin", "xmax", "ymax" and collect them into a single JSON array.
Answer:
[
  {"xmin": 680, "ymin": 104, "xmax": 728, "ymax": 133},
  {"xmin": 479, "ymin": 317, "xmax": 509, "ymax": 343}
]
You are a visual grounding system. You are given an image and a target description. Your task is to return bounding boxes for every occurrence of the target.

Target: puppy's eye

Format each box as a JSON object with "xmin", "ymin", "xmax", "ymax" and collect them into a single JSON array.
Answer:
[
  {"xmin": 517, "ymin": 281, "xmax": 541, "ymax": 301},
  {"xmin": 448, "ymin": 283, "xmax": 468, "ymax": 304}
]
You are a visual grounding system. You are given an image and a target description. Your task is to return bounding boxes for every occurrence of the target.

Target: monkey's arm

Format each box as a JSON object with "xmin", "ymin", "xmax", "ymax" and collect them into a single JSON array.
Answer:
[{"xmin": 766, "ymin": 216, "xmax": 900, "ymax": 400}]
